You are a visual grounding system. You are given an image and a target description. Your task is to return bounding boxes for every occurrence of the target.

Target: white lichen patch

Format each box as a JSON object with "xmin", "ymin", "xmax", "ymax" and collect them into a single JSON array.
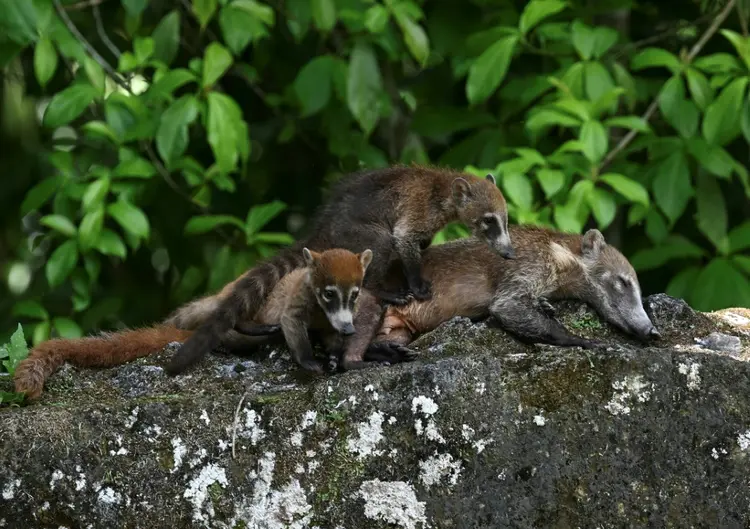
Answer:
[
  {"xmin": 143, "ymin": 424, "xmax": 162, "ymax": 443},
  {"xmin": 124, "ymin": 406, "xmax": 140, "ymax": 429},
  {"xmin": 423, "ymin": 419, "xmax": 446, "ymax": 444},
  {"xmin": 98, "ymin": 487, "xmax": 122, "ymax": 505},
  {"xmin": 50, "ymin": 470, "xmax": 64, "ymax": 490},
  {"xmin": 365, "ymin": 384, "xmax": 380, "ymax": 401},
  {"xmin": 2, "ymin": 479, "xmax": 20, "ymax": 500},
  {"xmin": 200, "ymin": 410, "xmax": 210, "ymax": 425},
  {"xmin": 738, "ymin": 430, "xmax": 750, "ymax": 451},
  {"xmin": 411, "ymin": 396, "xmax": 438, "ymax": 416},
  {"xmin": 295, "ymin": 464, "xmax": 305, "ymax": 474},
  {"xmin": 75, "ymin": 473, "xmax": 87, "ymax": 492},
  {"xmin": 300, "ymin": 410, "xmax": 317, "ymax": 430},
  {"xmin": 473, "ymin": 438, "xmax": 493, "ymax": 454},
  {"xmin": 347, "ymin": 411, "xmax": 385, "ymax": 459},
  {"xmin": 183, "ymin": 464, "xmax": 228, "ymax": 523},
  {"xmin": 678, "ymin": 362, "xmax": 701, "ymax": 391},
  {"xmin": 171, "ymin": 438, "xmax": 187, "ymax": 473},
  {"xmin": 218, "ymin": 439, "xmax": 229, "ymax": 451},
  {"xmin": 533, "ymin": 414, "xmax": 546, "ymax": 426},
  {"xmin": 290, "ymin": 432, "xmax": 304, "ymax": 447},
  {"xmin": 475, "ymin": 382, "xmax": 486, "ymax": 395},
  {"xmin": 358, "ymin": 479, "xmax": 427, "ymax": 529},
  {"xmin": 231, "ymin": 408, "xmax": 266, "ymax": 446},
  {"xmin": 461, "ymin": 424, "xmax": 475, "ymax": 441},
  {"xmin": 388, "ymin": 416, "xmax": 397, "ymax": 425},
  {"xmin": 418, "ymin": 453, "xmax": 463, "ymax": 489},
  {"xmin": 604, "ymin": 375, "xmax": 654, "ymax": 416},
  {"xmin": 231, "ymin": 452, "xmax": 313, "ymax": 529}
]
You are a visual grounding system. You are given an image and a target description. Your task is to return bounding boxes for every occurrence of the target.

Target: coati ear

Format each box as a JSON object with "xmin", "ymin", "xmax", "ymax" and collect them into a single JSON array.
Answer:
[
  {"xmin": 302, "ymin": 247, "xmax": 316, "ymax": 266},
  {"xmin": 359, "ymin": 249, "xmax": 373, "ymax": 272},
  {"xmin": 451, "ymin": 178, "xmax": 472, "ymax": 205},
  {"xmin": 581, "ymin": 229, "xmax": 606, "ymax": 258},
  {"xmin": 485, "ymin": 173, "xmax": 496, "ymax": 185}
]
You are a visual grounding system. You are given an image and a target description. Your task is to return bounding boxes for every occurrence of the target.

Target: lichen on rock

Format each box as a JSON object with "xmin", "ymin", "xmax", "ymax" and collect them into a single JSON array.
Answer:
[{"xmin": 1, "ymin": 295, "xmax": 750, "ymax": 527}]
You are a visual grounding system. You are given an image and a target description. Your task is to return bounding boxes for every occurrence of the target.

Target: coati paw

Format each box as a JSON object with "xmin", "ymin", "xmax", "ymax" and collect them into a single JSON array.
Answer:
[
  {"xmin": 537, "ymin": 297, "xmax": 556, "ymax": 317},
  {"xmin": 409, "ymin": 279, "xmax": 432, "ymax": 301},
  {"xmin": 298, "ymin": 359, "xmax": 325, "ymax": 374},
  {"xmin": 579, "ymin": 338, "xmax": 605, "ymax": 350},
  {"xmin": 365, "ymin": 342, "xmax": 418, "ymax": 363}
]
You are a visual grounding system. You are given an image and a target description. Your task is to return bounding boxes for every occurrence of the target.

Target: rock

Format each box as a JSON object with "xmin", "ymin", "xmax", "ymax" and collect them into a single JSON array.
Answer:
[
  {"xmin": 695, "ymin": 332, "xmax": 742, "ymax": 356},
  {"xmin": 2, "ymin": 298, "xmax": 750, "ymax": 528}
]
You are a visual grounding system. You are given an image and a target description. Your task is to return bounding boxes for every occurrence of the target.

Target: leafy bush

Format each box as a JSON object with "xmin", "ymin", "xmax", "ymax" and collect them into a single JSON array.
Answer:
[{"xmin": 0, "ymin": 0, "xmax": 748, "ymax": 357}]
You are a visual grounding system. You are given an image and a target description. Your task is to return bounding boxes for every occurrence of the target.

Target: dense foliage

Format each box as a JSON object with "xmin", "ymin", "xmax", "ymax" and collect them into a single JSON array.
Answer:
[{"xmin": 0, "ymin": 0, "xmax": 748, "ymax": 351}]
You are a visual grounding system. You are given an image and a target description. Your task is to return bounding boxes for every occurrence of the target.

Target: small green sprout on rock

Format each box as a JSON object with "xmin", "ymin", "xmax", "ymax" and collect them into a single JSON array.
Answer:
[{"xmin": 0, "ymin": 323, "xmax": 29, "ymax": 405}]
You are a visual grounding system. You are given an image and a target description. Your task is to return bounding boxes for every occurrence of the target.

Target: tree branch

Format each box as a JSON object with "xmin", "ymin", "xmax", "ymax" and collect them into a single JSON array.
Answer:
[
  {"xmin": 93, "ymin": 4, "xmax": 122, "ymax": 59},
  {"xmin": 599, "ymin": 0, "xmax": 737, "ymax": 172}
]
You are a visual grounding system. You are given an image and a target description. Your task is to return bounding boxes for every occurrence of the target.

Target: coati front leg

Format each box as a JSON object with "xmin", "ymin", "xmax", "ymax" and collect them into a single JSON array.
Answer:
[
  {"xmin": 279, "ymin": 311, "xmax": 325, "ymax": 374},
  {"xmin": 489, "ymin": 295, "xmax": 600, "ymax": 349},
  {"xmin": 336, "ymin": 291, "xmax": 390, "ymax": 371},
  {"xmin": 233, "ymin": 322, "xmax": 282, "ymax": 336},
  {"xmin": 393, "ymin": 232, "xmax": 432, "ymax": 301}
]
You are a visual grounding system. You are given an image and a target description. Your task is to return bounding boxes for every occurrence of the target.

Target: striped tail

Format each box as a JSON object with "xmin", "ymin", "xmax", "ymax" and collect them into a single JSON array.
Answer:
[
  {"xmin": 164, "ymin": 242, "xmax": 308, "ymax": 374},
  {"xmin": 14, "ymin": 325, "xmax": 193, "ymax": 400}
]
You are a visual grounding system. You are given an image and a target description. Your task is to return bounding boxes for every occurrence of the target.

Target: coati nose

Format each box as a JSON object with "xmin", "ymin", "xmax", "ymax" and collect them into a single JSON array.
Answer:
[
  {"xmin": 340, "ymin": 323, "xmax": 356, "ymax": 336},
  {"xmin": 648, "ymin": 326, "xmax": 661, "ymax": 339},
  {"xmin": 498, "ymin": 245, "xmax": 516, "ymax": 259}
]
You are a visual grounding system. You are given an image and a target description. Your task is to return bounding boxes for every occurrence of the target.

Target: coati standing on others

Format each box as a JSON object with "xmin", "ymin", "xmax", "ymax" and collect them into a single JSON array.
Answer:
[
  {"xmin": 14, "ymin": 248, "xmax": 386, "ymax": 400},
  {"xmin": 369, "ymin": 226, "xmax": 660, "ymax": 354},
  {"xmin": 165, "ymin": 165, "xmax": 513, "ymax": 375}
]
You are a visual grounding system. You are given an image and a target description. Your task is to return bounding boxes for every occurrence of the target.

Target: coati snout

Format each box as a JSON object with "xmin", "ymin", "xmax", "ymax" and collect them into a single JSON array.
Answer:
[
  {"xmin": 453, "ymin": 174, "xmax": 515, "ymax": 259},
  {"xmin": 303, "ymin": 247, "xmax": 373, "ymax": 336}
]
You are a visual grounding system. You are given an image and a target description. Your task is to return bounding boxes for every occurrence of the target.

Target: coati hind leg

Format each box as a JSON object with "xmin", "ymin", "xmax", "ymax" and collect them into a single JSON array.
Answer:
[{"xmin": 490, "ymin": 295, "xmax": 600, "ymax": 349}]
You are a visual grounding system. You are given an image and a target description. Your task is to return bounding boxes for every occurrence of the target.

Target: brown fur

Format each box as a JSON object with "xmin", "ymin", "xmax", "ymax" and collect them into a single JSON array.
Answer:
[{"xmin": 14, "ymin": 249, "xmax": 382, "ymax": 399}]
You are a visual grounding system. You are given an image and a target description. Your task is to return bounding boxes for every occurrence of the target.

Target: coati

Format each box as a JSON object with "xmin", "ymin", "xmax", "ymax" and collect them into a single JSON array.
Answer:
[
  {"xmin": 369, "ymin": 226, "xmax": 660, "ymax": 354},
  {"xmin": 13, "ymin": 248, "xmax": 386, "ymax": 400},
  {"xmin": 165, "ymin": 165, "xmax": 513, "ymax": 375}
]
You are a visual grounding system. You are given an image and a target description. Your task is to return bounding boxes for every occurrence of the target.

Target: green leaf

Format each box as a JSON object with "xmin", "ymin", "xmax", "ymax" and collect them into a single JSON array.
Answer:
[
  {"xmin": 600, "ymin": 173, "xmax": 649, "ymax": 207},
  {"xmin": 536, "ymin": 168, "xmax": 565, "ymax": 198},
  {"xmin": 184, "ymin": 215, "xmax": 245, "ymax": 235},
  {"xmin": 192, "ymin": 0, "xmax": 218, "ymax": 28},
  {"xmin": 720, "ymin": 29, "xmax": 750, "ymax": 71},
  {"xmin": 587, "ymin": 187, "xmax": 616, "ymax": 229},
  {"xmin": 107, "ymin": 200, "xmax": 150, "ymax": 240},
  {"xmin": 41, "ymin": 214, "xmax": 77, "ymax": 237},
  {"xmin": 630, "ymin": 236, "xmax": 705, "ymax": 271},
  {"xmin": 1, "ymin": 324, "xmax": 28, "ymax": 376},
  {"xmin": 156, "ymin": 95, "xmax": 199, "ymax": 167},
  {"xmin": 202, "ymin": 42, "xmax": 233, "ymax": 88},
  {"xmin": 666, "ymin": 266, "xmax": 701, "ymax": 301},
  {"xmin": 733, "ymin": 255, "xmax": 750, "ymax": 276},
  {"xmin": 579, "ymin": 120, "xmax": 607, "ymax": 163},
  {"xmin": 645, "ymin": 210, "xmax": 668, "ymax": 244},
  {"xmin": 686, "ymin": 137, "xmax": 733, "ymax": 179},
  {"xmin": 395, "ymin": 15, "xmax": 429, "ymax": 67},
  {"xmin": 42, "ymin": 84, "xmax": 98, "ymax": 128},
  {"xmin": 219, "ymin": 1, "xmax": 274, "ymax": 55},
  {"xmin": 702, "ymin": 77, "xmax": 748, "ymax": 146},
  {"xmin": 728, "ymin": 221, "xmax": 750, "ymax": 254},
  {"xmin": 95, "ymin": 229, "xmax": 127, "ymax": 258},
  {"xmin": 206, "ymin": 92, "xmax": 247, "ymax": 174},
  {"xmin": 246, "ymin": 200, "xmax": 287, "ymax": 235},
  {"xmin": 525, "ymin": 108, "xmax": 581, "ymax": 133},
  {"xmin": 123, "ymin": 0, "xmax": 148, "ymax": 16},
  {"xmin": 347, "ymin": 42, "xmax": 384, "ymax": 135},
  {"xmin": 34, "ymin": 36, "xmax": 58, "ymax": 88},
  {"xmin": 695, "ymin": 171, "xmax": 728, "ymax": 252},
  {"xmin": 604, "ymin": 116, "xmax": 651, "ymax": 132},
  {"xmin": 152, "ymin": 10, "xmax": 181, "ymax": 66},
  {"xmin": 81, "ymin": 120, "xmax": 119, "ymax": 143},
  {"xmin": 294, "ymin": 56, "xmax": 333, "ymax": 116},
  {"xmin": 53, "ymin": 317, "xmax": 82, "ymax": 339},
  {"xmin": 658, "ymin": 76, "xmax": 698, "ymax": 138},
  {"xmin": 631, "ymin": 47, "xmax": 681, "ymax": 74},
  {"xmin": 693, "ymin": 53, "xmax": 742, "ymax": 75},
  {"xmin": 12, "ymin": 300, "xmax": 49, "ymax": 321},
  {"xmin": 584, "ymin": 62, "xmax": 616, "ymax": 106},
  {"xmin": 146, "ymin": 68, "xmax": 197, "ymax": 102},
  {"xmin": 685, "ymin": 67, "xmax": 712, "ymax": 110},
  {"xmin": 82, "ymin": 178, "xmax": 110, "ymax": 211},
  {"xmin": 79, "ymin": 208, "xmax": 104, "ymax": 250},
  {"xmin": 691, "ymin": 258, "xmax": 750, "ymax": 311},
  {"xmin": 311, "ymin": 0, "xmax": 336, "ymax": 32},
  {"xmin": 653, "ymin": 151, "xmax": 693, "ymax": 223},
  {"xmin": 364, "ymin": 5, "xmax": 389, "ymax": 33},
  {"xmin": 134, "ymin": 36, "xmax": 154, "ymax": 64},
  {"xmin": 518, "ymin": 0, "xmax": 566, "ymax": 35},
  {"xmin": 570, "ymin": 20, "xmax": 595, "ymax": 60},
  {"xmin": 21, "ymin": 177, "xmax": 59, "ymax": 214},
  {"xmin": 551, "ymin": 99, "xmax": 591, "ymax": 121},
  {"xmin": 113, "ymin": 154, "xmax": 156, "ymax": 179},
  {"xmin": 466, "ymin": 35, "xmax": 518, "ymax": 105},
  {"xmin": 45, "ymin": 240, "xmax": 78, "ymax": 288},
  {"xmin": 502, "ymin": 173, "xmax": 534, "ymax": 210}
]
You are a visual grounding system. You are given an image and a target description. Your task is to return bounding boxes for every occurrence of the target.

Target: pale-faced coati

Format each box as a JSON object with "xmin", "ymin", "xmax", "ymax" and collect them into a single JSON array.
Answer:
[
  {"xmin": 13, "ymin": 248, "xmax": 386, "ymax": 400},
  {"xmin": 165, "ymin": 165, "xmax": 513, "ymax": 375},
  {"xmin": 369, "ymin": 226, "xmax": 660, "ymax": 354}
]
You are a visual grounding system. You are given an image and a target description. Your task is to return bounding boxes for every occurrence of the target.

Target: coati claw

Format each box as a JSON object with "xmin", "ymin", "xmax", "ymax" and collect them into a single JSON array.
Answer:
[
  {"xmin": 365, "ymin": 342, "xmax": 418, "ymax": 363},
  {"xmin": 537, "ymin": 297, "xmax": 556, "ymax": 317},
  {"xmin": 410, "ymin": 279, "xmax": 432, "ymax": 301},
  {"xmin": 298, "ymin": 359, "xmax": 325, "ymax": 374},
  {"xmin": 234, "ymin": 323, "xmax": 282, "ymax": 336}
]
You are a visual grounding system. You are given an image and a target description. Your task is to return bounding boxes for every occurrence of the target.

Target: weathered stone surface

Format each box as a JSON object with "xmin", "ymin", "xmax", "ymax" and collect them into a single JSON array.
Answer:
[{"xmin": 1, "ymin": 295, "xmax": 750, "ymax": 528}]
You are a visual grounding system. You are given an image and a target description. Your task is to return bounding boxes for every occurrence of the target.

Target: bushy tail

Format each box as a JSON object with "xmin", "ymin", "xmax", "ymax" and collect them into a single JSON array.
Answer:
[
  {"xmin": 165, "ymin": 242, "xmax": 307, "ymax": 374},
  {"xmin": 14, "ymin": 325, "xmax": 193, "ymax": 400}
]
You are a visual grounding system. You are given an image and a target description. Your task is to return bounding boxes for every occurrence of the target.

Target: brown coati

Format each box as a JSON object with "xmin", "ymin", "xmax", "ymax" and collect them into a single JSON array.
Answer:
[
  {"xmin": 368, "ymin": 225, "xmax": 660, "ymax": 355},
  {"xmin": 165, "ymin": 165, "xmax": 513, "ymax": 375},
  {"xmin": 14, "ymin": 248, "xmax": 386, "ymax": 400}
]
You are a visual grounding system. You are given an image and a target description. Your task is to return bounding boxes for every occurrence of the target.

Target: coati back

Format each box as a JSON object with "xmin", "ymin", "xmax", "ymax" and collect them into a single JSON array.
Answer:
[
  {"xmin": 13, "ymin": 248, "xmax": 383, "ymax": 399},
  {"xmin": 372, "ymin": 225, "xmax": 660, "ymax": 352},
  {"xmin": 166, "ymin": 165, "xmax": 513, "ymax": 375}
]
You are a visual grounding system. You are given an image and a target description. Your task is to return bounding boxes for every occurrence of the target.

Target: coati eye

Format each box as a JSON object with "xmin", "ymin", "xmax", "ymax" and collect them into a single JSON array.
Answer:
[
  {"xmin": 322, "ymin": 287, "xmax": 336, "ymax": 301},
  {"xmin": 351, "ymin": 288, "xmax": 360, "ymax": 301},
  {"xmin": 616, "ymin": 276, "xmax": 630, "ymax": 290},
  {"xmin": 481, "ymin": 214, "xmax": 496, "ymax": 229}
]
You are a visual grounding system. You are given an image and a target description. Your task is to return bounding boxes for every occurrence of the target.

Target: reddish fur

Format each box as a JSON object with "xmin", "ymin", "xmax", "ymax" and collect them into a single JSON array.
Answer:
[
  {"xmin": 309, "ymin": 249, "xmax": 367, "ymax": 289},
  {"xmin": 14, "ymin": 325, "xmax": 193, "ymax": 400}
]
